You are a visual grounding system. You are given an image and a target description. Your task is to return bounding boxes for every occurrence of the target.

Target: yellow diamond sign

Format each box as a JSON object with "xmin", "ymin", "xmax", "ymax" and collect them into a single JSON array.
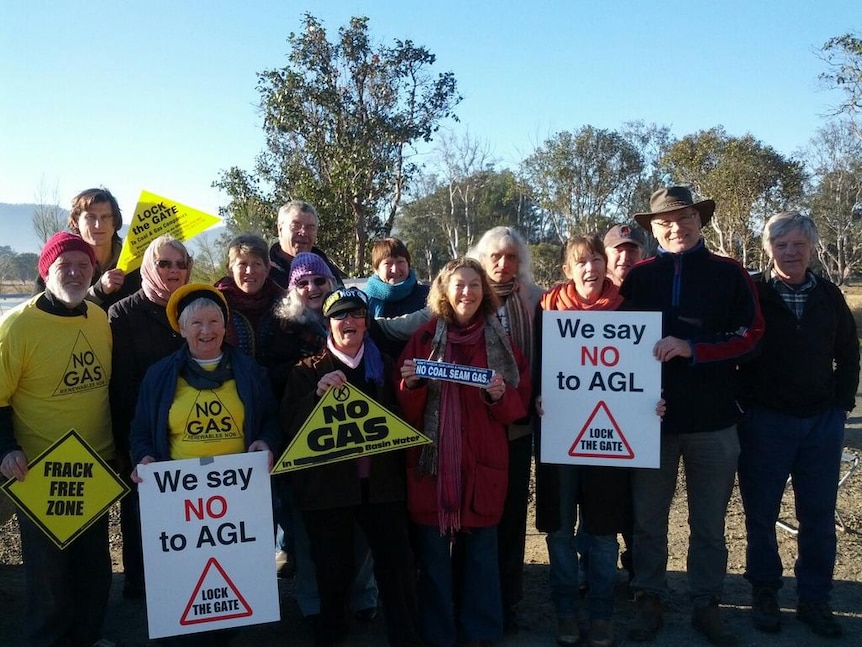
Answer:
[{"xmin": 1, "ymin": 430, "xmax": 130, "ymax": 549}]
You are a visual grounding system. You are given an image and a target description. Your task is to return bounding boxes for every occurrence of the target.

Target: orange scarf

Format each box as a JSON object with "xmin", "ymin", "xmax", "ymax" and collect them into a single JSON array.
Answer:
[{"xmin": 540, "ymin": 278, "xmax": 624, "ymax": 312}]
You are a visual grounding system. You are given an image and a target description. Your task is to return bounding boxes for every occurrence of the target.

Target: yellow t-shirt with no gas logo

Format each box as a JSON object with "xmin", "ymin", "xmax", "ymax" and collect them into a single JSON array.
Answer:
[{"xmin": 167, "ymin": 372, "xmax": 246, "ymax": 460}]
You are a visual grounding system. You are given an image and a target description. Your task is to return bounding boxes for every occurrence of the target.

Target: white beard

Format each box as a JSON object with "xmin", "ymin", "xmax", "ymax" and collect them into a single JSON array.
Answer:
[{"xmin": 46, "ymin": 274, "xmax": 89, "ymax": 308}]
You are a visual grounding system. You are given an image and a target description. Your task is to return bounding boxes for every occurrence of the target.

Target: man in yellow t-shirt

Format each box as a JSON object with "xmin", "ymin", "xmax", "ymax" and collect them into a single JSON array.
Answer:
[{"xmin": 0, "ymin": 231, "xmax": 114, "ymax": 646}]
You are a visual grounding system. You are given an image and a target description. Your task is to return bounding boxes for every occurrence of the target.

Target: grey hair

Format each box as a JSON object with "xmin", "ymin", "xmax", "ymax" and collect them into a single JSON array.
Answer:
[
  {"xmin": 467, "ymin": 226, "xmax": 535, "ymax": 285},
  {"xmin": 762, "ymin": 211, "xmax": 819, "ymax": 251},
  {"xmin": 178, "ymin": 297, "xmax": 225, "ymax": 331},
  {"xmin": 277, "ymin": 200, "xmax": 319, "ymax": 226},
  {"xmin": 274, "ymin": 278, "xmax": 336, "ymax": 323}
]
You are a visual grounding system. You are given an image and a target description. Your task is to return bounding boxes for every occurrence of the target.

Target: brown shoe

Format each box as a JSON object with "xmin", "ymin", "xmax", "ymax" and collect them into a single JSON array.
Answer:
[
  {"xmin": 628, "ymin": 593, "xmax": 662, "ymax": 642},
  {"xmin": 589, "ymin": 618, "xmax": 614, "ymax": 647},
  {"xmin": 692, "ymin": 601, "xmax": 737, "ymax": 646}
]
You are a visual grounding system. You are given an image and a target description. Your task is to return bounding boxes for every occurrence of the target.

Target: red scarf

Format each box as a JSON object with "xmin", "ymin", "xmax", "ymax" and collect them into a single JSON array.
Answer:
[{"xmin": 540, "ymin": 278, "xmax": 624, "ymax": 312}]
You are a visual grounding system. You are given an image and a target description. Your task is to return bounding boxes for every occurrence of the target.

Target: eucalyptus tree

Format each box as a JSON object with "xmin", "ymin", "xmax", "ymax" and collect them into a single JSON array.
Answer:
[
  {"xmin": 805, "ymin": 120, "xmax": 862, "ymax": 283},
  {"xmin": 520, "ymin": 126, "xmax": 645, "ymax": 241},
  {"xmin": 662, "ymin": 127, "xmax": 805, "ymax": 267}
]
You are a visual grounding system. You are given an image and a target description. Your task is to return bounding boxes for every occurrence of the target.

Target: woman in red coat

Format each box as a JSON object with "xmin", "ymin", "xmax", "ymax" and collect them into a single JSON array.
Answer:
[{"xmin": 397, "ymin": 257, "xmax": 531, "ymax": 647}]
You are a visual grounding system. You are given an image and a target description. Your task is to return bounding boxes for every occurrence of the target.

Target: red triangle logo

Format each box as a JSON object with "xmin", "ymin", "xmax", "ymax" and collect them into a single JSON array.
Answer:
[
  {"xmin": 180, "ymin": 557, "xmax": 253, "ymax": 625},
  {"xmin": 568, "ymin": 401, "xmax": 635, "ymax": 459}
]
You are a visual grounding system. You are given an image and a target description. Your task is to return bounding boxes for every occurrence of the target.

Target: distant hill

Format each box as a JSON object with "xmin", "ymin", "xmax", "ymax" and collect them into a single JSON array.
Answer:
[{"xmin": 0, "ymin": 203, "xmax": 68, "ymax": 254}]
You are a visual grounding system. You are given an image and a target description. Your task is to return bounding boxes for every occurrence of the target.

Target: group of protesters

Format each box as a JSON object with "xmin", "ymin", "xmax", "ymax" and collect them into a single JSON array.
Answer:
[{"xmin": 0, "ymin": 184, "xmax": 857, "ymax": 647}]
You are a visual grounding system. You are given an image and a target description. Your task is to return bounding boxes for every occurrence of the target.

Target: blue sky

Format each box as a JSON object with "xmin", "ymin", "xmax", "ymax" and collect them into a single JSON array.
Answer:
[{"xmin": 1, "ymin": 0, "xmax": 857, "ymax": 224}]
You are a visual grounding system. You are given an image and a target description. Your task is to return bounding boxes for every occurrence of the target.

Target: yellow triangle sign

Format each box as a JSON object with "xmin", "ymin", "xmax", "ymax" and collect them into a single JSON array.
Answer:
[
  {"xmin": 1, "ymin": 430, "xmax": 130, "ymax": 549},
  {"xmin": 116, "ymin": 190, "xmax": 221, "ymax": 272},
  {"xmin": 272, "ymin": 384, "xmax": 431, "ymax": 474}
]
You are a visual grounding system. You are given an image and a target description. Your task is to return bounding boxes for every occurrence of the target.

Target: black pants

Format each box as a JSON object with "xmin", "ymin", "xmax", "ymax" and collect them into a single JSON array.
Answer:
[{"xmin": 303, "ymin": 500, "xmax": 421, "ymax": 646}]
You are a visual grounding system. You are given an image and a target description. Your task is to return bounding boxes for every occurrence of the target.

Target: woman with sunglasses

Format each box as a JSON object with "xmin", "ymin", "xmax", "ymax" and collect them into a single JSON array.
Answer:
[
  {"xmin": 281, "ymin": 287, "xmax": 421, "ymax": 646},
  {"xmin": 271, "ymin": 252, "xmax": 381, "ymax": 627},
  {"xmin": 107, "ymin": 234, "xmax": 193, "ymax": 599}
]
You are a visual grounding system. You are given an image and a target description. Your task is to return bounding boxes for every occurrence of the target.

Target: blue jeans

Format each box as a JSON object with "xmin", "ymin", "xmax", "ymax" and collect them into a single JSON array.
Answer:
[
  {"xmin": 631, "ymin": 426, "xmax": 739, "ymax": 606},
  {"xmin": 18, "ymin": 511, "xmax": 112, "ymax": 646},
  {"xmin": 738, "ymin": 405, "xmax": 844, "ymax": 603},
  {"xmin": 415, "ymin": 525, "xmax": 502, "ymax": 646},
  {"xmin": 547, "ymin": 465, "xmax": 618, "ymax": 620}
]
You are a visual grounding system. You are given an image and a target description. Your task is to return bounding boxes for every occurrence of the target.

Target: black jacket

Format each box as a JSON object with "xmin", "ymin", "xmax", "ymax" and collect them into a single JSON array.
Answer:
[
  {"xmin": 280, "ymin": 351, "xmax": 407, "ymax": 512},
  {"xmin": 108, "ymin": 290, "xmax": 184, "ymax": 458},
  {"xmin": 620, "ymin": 241, "xmax": 765, "ymax": 434},
  {"xmin": 739, "ymin": 271, "xmax": 859, "ymax": 416}
]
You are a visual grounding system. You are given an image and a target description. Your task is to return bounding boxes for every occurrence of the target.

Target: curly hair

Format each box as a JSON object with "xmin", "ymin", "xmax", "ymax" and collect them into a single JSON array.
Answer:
[{"xmin": 428, "ymin": 257, "xmax": 499, "ymax": 323}]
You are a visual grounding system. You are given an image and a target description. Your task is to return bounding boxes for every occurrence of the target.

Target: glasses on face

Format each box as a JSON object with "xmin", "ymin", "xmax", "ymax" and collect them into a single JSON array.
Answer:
[
  {"xmin": 289, "ymin": 221, "xmax": 317, "ymax": 234},
  {"xmin": 330, "ymin": 308, "xmax": 367, "ymax": 320},
  {"xmin": 652, "ymin": 214, "xmax": 697, "ymax": 230},
  {"xmin": 296, "ymin": 276, "xmax": 328, "ymax": 289},
  {"xmin": 156, "ymin": 259, "xmax": 189, "ymax": 270}
]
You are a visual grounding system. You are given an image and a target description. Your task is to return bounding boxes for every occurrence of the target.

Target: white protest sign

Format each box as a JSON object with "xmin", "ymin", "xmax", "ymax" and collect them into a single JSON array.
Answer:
[
  {"xmin": 137, "ymin": 452, "xmax": 279, "ymax": 639},
  {"xmin": 540, "ymin": 310, "xmax": 662, "ymax": 468}
]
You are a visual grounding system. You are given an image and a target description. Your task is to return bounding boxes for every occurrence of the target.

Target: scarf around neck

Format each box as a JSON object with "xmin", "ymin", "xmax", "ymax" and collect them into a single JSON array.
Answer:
[
  {"xmin": 491, "ymin": 278, "xmax": 534, "ymax": 364},
  {"xmin": 420, "ymin": 314, "xmax": 520, "ymax": 534},
  {"xmin": 540, "ymin": 278, "xmax": 624, "ymax": 312},
  {"xmin": 180, "ymin": 346, "xmax": 235, "ymax": 389},
  {"xmin": 364, "ymin": 271, "xmax": 419, "ymax": 317}
]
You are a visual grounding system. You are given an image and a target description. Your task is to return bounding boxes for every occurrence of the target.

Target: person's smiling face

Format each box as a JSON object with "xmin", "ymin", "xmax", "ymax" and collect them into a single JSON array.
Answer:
[
  {"xmin": 230, "ymin": 251, "xmax": 269, "ymax": 295},
  {"xmin": 650, "ymin": 208, "xmax": 701, "ymax": 253},
  {"xmin": 181, "ymin": 303, "xmax": 226, "ymax": 360},
  {"xmin": 446, "ymin": 267, "xmax": 483, "ymax": 325}
]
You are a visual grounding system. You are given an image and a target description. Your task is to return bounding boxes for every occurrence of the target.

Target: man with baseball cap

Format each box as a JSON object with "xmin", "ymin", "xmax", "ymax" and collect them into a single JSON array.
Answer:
[
  {"xmin": 0, "ymin": 232, "xmax": 115, "ymax": 645},
  {"xmin": 604, "ymin": 223, "xmax": 645, "ymax": 287},
  {"xmin": 621, "ymin": 187, "xmax": 764, "ymax": 646}
]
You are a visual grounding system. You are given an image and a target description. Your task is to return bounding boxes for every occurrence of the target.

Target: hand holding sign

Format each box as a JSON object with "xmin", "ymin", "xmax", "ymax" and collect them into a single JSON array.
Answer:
[
  {"xmin": 486, "ymin": 373, "xmax": 506, "ymax": 402},
  {"xmin": 316, "ymin": 370, "xmax": 348, "ymax": 397},
  {"xmin": 400, "ymin": 359, "xmax": 421, "ymax": 389},
  {"xmin": 0, "ymin": 449, "xmax": 28, "ymax": 481}
]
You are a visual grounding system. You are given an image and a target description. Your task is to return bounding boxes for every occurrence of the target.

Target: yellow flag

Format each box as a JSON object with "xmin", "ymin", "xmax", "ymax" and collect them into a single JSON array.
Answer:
[{"xmin": 116, "ymin": 190, "xmax": 221, "ymax": 272}]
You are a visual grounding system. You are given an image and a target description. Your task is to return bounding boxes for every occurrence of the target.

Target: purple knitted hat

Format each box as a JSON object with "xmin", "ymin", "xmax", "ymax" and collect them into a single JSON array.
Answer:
[{"xmin": 288, "ymin": 252, "xmax": 335, "ymax": 289}]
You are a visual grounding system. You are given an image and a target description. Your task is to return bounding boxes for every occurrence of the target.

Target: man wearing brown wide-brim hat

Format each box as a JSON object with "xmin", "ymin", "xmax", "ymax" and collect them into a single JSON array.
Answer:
[
  {"xmin": 633, "ymin": 186, "xmax": 716, "ymax": 230},
  {"xmin": 621, "ymin": 186, "xmax": 765, "ymax": 647}
]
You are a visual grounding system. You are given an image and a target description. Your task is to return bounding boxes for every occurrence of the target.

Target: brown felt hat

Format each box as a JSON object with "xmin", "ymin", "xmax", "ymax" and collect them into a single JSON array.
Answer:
[{"xmin": 633, "ymin": 186, "xmax": 715, "ymax": 229}]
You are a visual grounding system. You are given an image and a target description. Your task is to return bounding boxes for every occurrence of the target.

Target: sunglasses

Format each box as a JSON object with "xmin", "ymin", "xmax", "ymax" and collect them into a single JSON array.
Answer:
[
  {"xmin": 329, "ymin": 308, "xmax": 367, "ymax": 320},
  {"xmin": 296, "ymin": 276, "xmax": 328, "ymax": 289},
  {"xmin": 156, "ymin": 259, "xmax": 189, "ymax": 270}
]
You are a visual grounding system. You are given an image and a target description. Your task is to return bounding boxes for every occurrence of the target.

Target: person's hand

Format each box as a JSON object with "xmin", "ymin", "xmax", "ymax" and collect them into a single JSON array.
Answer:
[
  {"xmin": 400, "ymin": 359, "xmax": 421, "ymax": 389},
  {"xmin": 485, "ymin": 373, "xmax": 506, "ymax": 403},
  {"xmin": 316, "ymin": 370, "xmax": 347, "ymax": 397},
  {"xmin": 100, "ymin": 268, "xmax": 126, "ymax": 295},
  {"xmin": 653, "ymin": 336, "xmax": 692, "ymax": 362},
  {"xmin": 130, "ymin": 455, "xmax": 155, "ymax": 484},
  {"xmin": 248, "ymin": 440, "xmax": 274, "ymax": 471},
  {"xmin": 0, "ymin": 450, "xmax": 28, "ymax": 481},
  {"xmin": 535, "ymin": 396, "xmax": 544, "ymax": 417},
  {"xmin": 656, "ymin": 398, "xmax": 667, "ymax": 419}
]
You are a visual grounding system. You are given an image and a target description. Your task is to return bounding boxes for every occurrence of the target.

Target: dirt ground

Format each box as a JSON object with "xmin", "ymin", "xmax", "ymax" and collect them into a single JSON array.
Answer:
[{"xmin": 1, "ymin": 409, "xmax": 861, "ymax": 647}]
